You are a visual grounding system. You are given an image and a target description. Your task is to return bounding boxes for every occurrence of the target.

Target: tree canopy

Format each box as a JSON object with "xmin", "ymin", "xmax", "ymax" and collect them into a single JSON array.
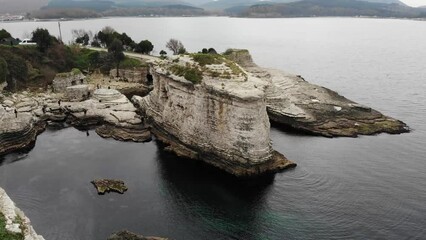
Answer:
[
  {"xmin": 0, "ymin": 29, "xmax": 12, "ymax": 41},
  {"xmin": 32, "ymin": 28, "xmax": 53, "ymax": 52},
  {"xmin": 108, "ymin": 39, "xmax": 125, "ymax": 77},
  {"xmin": 135, "ymin": 40, "xmax": 154, "ymax": 54},
  {"xmin": 166, "ymin": 39, "xmax": 186, "ymax": 55},
  {"xmin": 0, "ymin": 57, "xmax": 8, "ymax": 84}
]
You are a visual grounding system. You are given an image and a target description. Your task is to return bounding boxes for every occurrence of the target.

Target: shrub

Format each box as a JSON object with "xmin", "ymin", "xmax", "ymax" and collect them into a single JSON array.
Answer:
[
  {"xmin": 170, "ymin": 64, "xmax": 202, "ymax": 84},
  {"xmin": 0, "ymin": 57, "xmax": 8, "ymax": 83}
]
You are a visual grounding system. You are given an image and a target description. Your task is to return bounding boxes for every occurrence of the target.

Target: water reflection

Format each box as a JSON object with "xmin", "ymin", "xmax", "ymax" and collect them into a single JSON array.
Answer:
[{"xmin": 155, "ymin": 140, "xmax": 277, "ymax": 239}]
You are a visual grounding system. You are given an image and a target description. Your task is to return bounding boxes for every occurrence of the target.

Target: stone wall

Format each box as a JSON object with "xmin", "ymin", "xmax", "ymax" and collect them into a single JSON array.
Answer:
[{"xmin": 133, "ymin": 65, "xmax": 294, "ymax": 176}]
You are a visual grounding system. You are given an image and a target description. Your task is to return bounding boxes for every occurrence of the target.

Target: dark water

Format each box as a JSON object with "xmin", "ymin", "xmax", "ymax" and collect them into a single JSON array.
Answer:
[{"xmin": 1, "ymin": 18, "xmax": 426, "ymax": 240}]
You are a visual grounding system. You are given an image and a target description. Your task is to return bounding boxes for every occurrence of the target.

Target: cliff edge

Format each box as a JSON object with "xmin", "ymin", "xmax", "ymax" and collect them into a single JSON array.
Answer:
[
  {"xmin": 224, "ymin": 49, "xmax": 409, "ymax": 137},
  {"xmin": 133, "ymin": 54, "xmax": 296, "ymax": 176}
]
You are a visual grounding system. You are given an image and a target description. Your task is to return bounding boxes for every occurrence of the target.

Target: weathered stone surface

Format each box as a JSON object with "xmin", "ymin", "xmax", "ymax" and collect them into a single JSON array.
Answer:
[
  {"xmin": 96, "ymin": 125, "xmax": 151, "ymax": 142},
  {"xmin": 0, "ymin": 187, "xmax": 45, "ymax": 240},
  {"xmin": 52, "ymin": 69, "xmax": 86, "ymax": 92},
  {"xmin": 91, "ymin": 179, "xmax": 128, "ymax": 194},
  {"xmin": 108, "ymin": 230, "xmax": 167, "ymax": 240},
  {"xmin": 0, "ymin": 89, "xmax": 147, "ymax": 155},
  {"xmin": 65, "ymin": 84, "xmax": 91, "ymax": 102},
  {"xmin": 132, "ymin": 56, "xmax": 295, "ymax": 177},
  {"xmin": 226, "ymin": 49, "xmax": 409, "ymax": 137},
  {"xmin": 110, "ymin": 67, "xmax": 149, "ymax": 84}
]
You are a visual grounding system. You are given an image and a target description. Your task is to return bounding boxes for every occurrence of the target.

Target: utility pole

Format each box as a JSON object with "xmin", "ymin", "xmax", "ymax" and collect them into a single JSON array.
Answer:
[{"xmin": 58, "ymin": 21, "xmax": 63, "ymax": 43}]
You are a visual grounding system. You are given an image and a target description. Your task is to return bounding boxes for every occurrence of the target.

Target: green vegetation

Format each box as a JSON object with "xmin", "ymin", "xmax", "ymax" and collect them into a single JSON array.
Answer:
[
  {"xmin": 32, "ymin": 28, "xmax": 55, "ymax": 53},
  {"xmin": 134, "ymin": 40, "xmax": 154, "ymax": 55},
  {"xmin": 166, "ymin": 39, "xmax": 186, "ymax": 55},
  {"xmin": 120, "ymin": 58, "xmax": 142, "ymax": 69},
  {"xmin": 170, "ymin": 64, "xmax": 203, "ymax": 84},
  {"xmin": 191, "ymin": 53, "xmax": 224, "ymax": 66},
  {"xmin": 0, "ymin": 57, "xmax": 8, "ymax": 84},
  {"xmin": 190, "ymin": 53, "xmax": 246, "ymax": 78},
  {"xmin": 0, "ymin": 213, "xmax": 24, "ymax": 240},
  {"xmin": 108, "ymin": 39, "xmax": 125, "ymax": 77},
  {"xmin": 0, "ymin": 29, "xmax": 12, "ymax": 41}
]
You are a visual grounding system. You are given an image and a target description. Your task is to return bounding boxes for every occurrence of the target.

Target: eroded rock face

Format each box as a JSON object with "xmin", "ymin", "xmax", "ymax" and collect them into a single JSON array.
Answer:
[
  {"xmin": 226, "ymin": 49, "xmax": 409, "ymax": 137},
  {"xmin": 0, "ymin": 187, "xmax": 45, "ymax": 240},
  {"xmin": 0, "ymin": 89, "xmax": 147, "ymax": 155},
  {"xmin": 133, "ymin": 57, "xmax": 295, "ymax": 177}
]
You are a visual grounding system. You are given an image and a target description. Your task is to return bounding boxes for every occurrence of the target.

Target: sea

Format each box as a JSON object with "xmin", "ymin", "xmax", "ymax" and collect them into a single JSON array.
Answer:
[{"xmin": 0, "ymin": 17, "xmax": 425, "ymax": 240}]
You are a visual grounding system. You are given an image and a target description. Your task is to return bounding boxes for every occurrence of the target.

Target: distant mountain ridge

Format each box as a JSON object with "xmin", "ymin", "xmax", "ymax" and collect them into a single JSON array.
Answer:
[
  {"xmin": 239, "ymin": 0, "xmax": 426, "ymax": 18},
  {"xmin": 199, "ymin": 0, "xmax": 405, "ymax": 10}
]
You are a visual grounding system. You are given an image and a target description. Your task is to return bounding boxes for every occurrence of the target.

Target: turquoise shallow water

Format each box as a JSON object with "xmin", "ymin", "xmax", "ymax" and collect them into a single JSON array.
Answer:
[{"xmin": 1, "ymin": 17, "xmax": 425, "ymax": 240}]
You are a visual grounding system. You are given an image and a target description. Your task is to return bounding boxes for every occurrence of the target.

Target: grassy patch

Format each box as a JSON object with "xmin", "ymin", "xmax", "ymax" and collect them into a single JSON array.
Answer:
[
  {"xmin": 120, "ymin": 57, "xmax": 142, "ymax": 69},
  {"xmin": 191, "ymin": 53, "xmax": 224, "ymax": 66},
  {"xmin": 0, "ymin": 213, "xmax": 24, "ymax": 240},
  {"xmin": 169, "ymin": 64, "xmax": 203, "ymax": 84}
]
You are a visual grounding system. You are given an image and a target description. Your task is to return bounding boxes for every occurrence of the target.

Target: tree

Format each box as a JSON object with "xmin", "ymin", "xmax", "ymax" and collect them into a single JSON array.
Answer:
[
  {"xmin": 32, "ymin": 28, "xmax": 52, "ymax": 52},
  {"xmin": 201, "ymin": 48, "xmax": 208, "ymax": 54},
  {"xmin": 108, "ymin": 39, "xmax": 125, "ymax": 77},
  {"xmin": 72, "ymin": 29, "xmax": 92, "ymax": 45},
  {"xmin": 119, "ymin": 33, "xmax": 134, "ymax": 49},
  {"xmin": 166, "ymin": 39, "xmax": 186, "ymax": 55},
  {"xmin": 208, "ymin": 48, "xmax": 217, "ymax": 54},
  {"xmin": 135, "ymin": 40, "xmax": 154, "ymax": 54},
  {"xmin": 76, "ymin": 33, "xmax": 90, "ymax": 46},
  {"xmin": 0, "ymin": 57, "xmax": 8, "ymax": 84},
  {"xmin": 0, "ymin": 29, "xmax": 11, "ymax": 41},
  {"xmin": 159, "ymin": 50, "xmax": 167, "ymax": 57}
]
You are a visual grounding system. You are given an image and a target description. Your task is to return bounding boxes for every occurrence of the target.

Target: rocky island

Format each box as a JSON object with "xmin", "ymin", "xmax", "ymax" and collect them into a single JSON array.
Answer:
[{"xmin": 132, "ymin": 53, "xmax": 296, "ymax": 176}]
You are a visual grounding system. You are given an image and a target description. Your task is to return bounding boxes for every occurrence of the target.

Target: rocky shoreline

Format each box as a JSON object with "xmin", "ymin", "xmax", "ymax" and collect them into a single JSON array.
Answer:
[
  {"xmin": 0, "ymin": 88, "xmax": 148, "ymax": 156},
  {"xmin": 0, "ymin": 188, "xmax": 45, "ymax": 240},
  {"xmin": 224, "ymin": 49, "xmax": 409, "ymax": 137}
]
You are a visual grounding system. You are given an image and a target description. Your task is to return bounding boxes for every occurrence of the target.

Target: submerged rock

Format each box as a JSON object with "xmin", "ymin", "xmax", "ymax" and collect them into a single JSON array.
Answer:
[
  {"xmin": 108, "ymin": 230, "xmax": 167, "ymax": 240},
  {"xmin": 91, "ymin": 179, "xmax": 128, "ymax": 194}
]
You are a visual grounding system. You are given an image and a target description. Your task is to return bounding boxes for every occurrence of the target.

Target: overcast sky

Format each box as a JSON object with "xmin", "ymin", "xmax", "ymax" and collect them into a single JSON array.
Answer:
[{"xmin": 401, "ymin": 0, "xmax": 425, "ymax": 7}]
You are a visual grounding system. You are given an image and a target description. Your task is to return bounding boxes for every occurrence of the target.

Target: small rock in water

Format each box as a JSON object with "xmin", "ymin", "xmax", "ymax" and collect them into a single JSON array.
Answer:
[
  {"xmin": 107, "ymin": 230, "xmax": 168, "ymax": 240},
  {"xmin": 91, "ymin": 179, "xmax": 128, "ymax": 195}
]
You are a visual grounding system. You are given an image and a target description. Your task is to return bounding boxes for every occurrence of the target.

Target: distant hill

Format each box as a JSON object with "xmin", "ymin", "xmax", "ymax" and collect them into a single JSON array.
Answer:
[
  {"xmin": 201, "ymin": 0, "xmax": 405, "ymax": 10},
  {"xmin": 239, "ymin": 0, "xmax": 426, "ymax": 18},
  {"xmin": 32, "ymin": 0, "xmax": 206, "ymax": 18},
  {"xmin": 0, "ymin": 0, "xmax": 48, "ymax": 13}
]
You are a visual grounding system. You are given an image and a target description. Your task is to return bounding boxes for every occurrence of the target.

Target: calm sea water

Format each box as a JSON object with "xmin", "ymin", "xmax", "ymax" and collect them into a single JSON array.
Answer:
[{"xmin": 1, "ymin": 17, "xmax": 425, "ymax": 240}]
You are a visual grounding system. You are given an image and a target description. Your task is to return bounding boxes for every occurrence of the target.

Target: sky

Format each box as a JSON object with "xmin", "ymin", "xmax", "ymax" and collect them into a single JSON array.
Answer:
[{"xmin": 401, "ymin": 0, "xmax": 426, "ymax": 7}]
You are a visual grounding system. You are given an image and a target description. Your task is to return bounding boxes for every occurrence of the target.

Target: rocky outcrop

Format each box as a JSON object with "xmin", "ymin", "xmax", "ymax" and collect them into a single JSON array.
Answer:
[
  {"xmin": 225, "ymin": 49, "xmax": 409, "ymax": 137},
  {"xmin": 91, "ymin": 179, "xmax": 128, "ymax": 194},
  {"xmin": 0, "ymin": 187, "xmax": 45, "ymax": 240},
  {"xmin": 108, "ymin": 230, "xmax": 167, "ymax": 240},
  {"xmin": 0, "ymin": 89, "xmax": 147, "ymax": 156},
  {"xmin": 110, "ymin": 67, "xmax": 150, "ymax": 84},
  {"xmin": 133, "ymin": 55, "xmax": 295, "ymax": 177},
  {"xmin": 52, "ymin": 68, "xmax": 86, "ymax": 92}
]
